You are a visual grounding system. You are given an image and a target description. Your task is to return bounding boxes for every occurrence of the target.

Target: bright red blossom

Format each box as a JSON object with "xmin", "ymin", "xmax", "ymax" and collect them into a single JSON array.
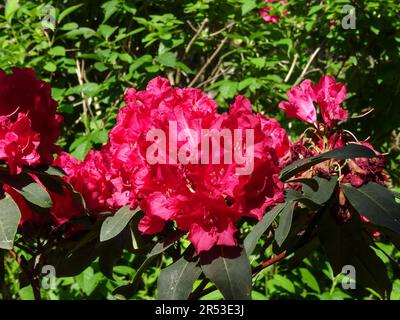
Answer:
[
  {"xmin": 279, "ymin": 75, "xmax": 348, "ymax": 127},
  {"xmin": 106, "ymin": 77, "xmax": 290, "ymax": 253},
  {"xmin": 0, "ymin": 68, "xmax": 63, "ymax": 166},
  {"xmin": 279, "ymin": 80, "xmax": 317, "ymax": 124},
  {"xmin": 55, "ymin": 147, "xmax": 131, "ymax": 213},
  {"xmin": 260, "ymin": 0, "xmax": 288, "ymax": 24},
  {"xmin": 0, "ymin": 113, "xmax": 40, "ymax": 174}
]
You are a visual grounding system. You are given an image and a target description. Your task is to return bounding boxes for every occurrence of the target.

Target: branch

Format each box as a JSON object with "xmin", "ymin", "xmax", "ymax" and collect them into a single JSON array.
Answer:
[
  {"xmin": 294, "ymin": 47, "xmax": 321, "ymax": 85},
  {"xmin": 252, "ymin": 251, "xmax": 287, "ymax": 275},
  {"xmin": 189, "ymin": 37, "xmax": 228, "ymax": 87},
  {"xmin": 284, "ymin": 53, "xmax": 299, "ymax": 83},
  {"xmin": 208, "ymin": 21, "xmax": 235, "ymax": 37},
  {"xmin": 185, "ymin": 18, "xmax": 208, "ymax": 54}
]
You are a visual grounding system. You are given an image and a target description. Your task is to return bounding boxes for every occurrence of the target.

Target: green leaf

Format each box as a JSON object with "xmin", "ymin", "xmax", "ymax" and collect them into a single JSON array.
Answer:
[
  {"xmin": 70, "ymin": 139, "xmax": 92, "ymax": 161},
  {"xmin": 280, "ymin": 144, "xmax": 377, "ymax": 181},
  {"xmin": 98, "ymin": 24, "xmax": 118, "ymax": 40},
  {"xmin": 244, "ymin": 203, "xmax": 285, "ymax": 255},
  {"xmin": 5, "ymin": 0, "xmax": 19, "ymax": 23},
  {"xmin": 99, "ymin": 228, "xmax": 128, "ymax": 278},
  {"xmin": 342, "ymin": 182, "xmax": 400, "ymax": 234},
  {"xmin": 61, "ymin": 22, "xmax": 79, "ymax": 30},
  {"xmin": 58, "ymin": 4, "xmax": 84, "ymax": 23},
  {"xmin": 91, "ymin": 129, "xmax": 109, "ymax": 144},
  {"xmin": 299, "ymin": 268, "xmax": 320, "ymax": 293},
  {"xmin": 275, "ymin": 202, "xmax": 295, "ymax": 247},
  {"xmin": 0, "ymin": 193, "xmax": 21, "ymax": 250},
  {"xmin": 43, "ymin": 166, "xmax": 66, "ymax": 177},
  {"xmin": 302, "ymin": 176, "xmax": 338, "ymax": 205},
  {"xmin": 15, "ymin": 182, "xmax": 53, "ymax": 208},
  {"xmin": 308, "ymin": 4, "xmax": 324, "ymax": 16},
  {"xmin": 241, "ymin": 0, "xmax": 257, "ymax": 15},
  {"xmin": 113, "ymin": 233, "xmax": 182, "ymax": 298},
  {"xmin": 157, "ymin": 52, "xmax": 176, "ymax": 67},
  {"xmin": 44, "ymin": 62, "xmax": 57, "ymax": 72},
  {"xmin": 218, "ymin": 80, "xmax": 238, "ymax": 99},
  {"xmin": 287, "ymin": 178, "xmax": 319, "ymax": 191},
  {"xmin": 271, "ymin": 274, "xmax": 295, "ymax": 293},
  {"xmin": 65, "ymin": 27, "xmax": 96, "ymax": 39},
  {"xmin": 201, "ymin": 247, "xmax": 252, "ymax": 300},
  {"xmin": 157, "ymin": 250, "xmax": 201, "ymax": 300},
  {"xmin": 102, "ymin": 0, "xmax": 120, "ymax": 23},
  {"xmin": 129, "ymin": 55, "xmax": 153, "ymax": 72},
  {"xmin": 100, "ymin": 206, "xmax": 140, "ymax": 242},
  {"xmin": 48, "ymin": 46, "xmax": 66, "ymax": 56},
  {"xmin": 318, "ymin": 210, "xmax": 391, "ymax": 297}
]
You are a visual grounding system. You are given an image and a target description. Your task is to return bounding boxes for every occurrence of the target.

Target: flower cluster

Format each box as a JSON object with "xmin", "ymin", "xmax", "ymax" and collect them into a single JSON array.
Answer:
[
  {"xmin": 279, "ymin": 75, "xmax": 348, "ymax": 127},
  {"xmin": 0, "ymin": 68, "xmax": 63, "ymax": 174},
  {"xmin": 0, "ymin": 68, "xmax": 83, "ymax": 229},
  {"xmin": 58, "ymin": 77, "xmax": 290, "ymax": 253},
  {"xmin": 279, "ymin": 75, "xmax": 388, "ymax": 227},
  {"xmin": 260, "ymin": 0, "xmax": 288, "ymax": 24}
]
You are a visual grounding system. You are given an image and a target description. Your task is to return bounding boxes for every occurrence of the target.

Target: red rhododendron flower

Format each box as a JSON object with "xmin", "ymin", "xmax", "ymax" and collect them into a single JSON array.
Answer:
[
  {"xmin": 106, "ymin": 77, "xmax": 289, "ymax": 253},
  {"xmin": 279, "ymin": 80, "xmax": 317, "ymax": 124},
  {"xmin": 260, "ymin": 0, "xmax": 288, "ymax": 24},
  {"xmin": 0, "ymin": 113, "xmax": 40, "ymax": 174},
  {"xmin": 55, "ymin": 146, "xmax": 131, "ymax": 213},
  {"xmin": 279, "ymin": 75, "xmax": 348, "ymax": 127},
  {"xmin": 311, "ymin": 75, "xmax": 348, "ymax": 127},
  {"xmin": 0, "ymin": 68, "xmax": 63, "ymax": 170}
]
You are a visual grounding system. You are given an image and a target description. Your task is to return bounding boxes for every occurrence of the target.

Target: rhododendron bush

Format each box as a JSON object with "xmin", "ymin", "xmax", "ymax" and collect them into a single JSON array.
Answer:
[{"xmin": 1, "ymin": 67, "xmax": 399, "ymax": 300}]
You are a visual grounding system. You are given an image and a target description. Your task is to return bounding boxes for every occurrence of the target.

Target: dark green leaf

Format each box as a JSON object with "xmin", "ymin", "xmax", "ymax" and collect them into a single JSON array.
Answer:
[
  {"xmin": 157, "ymin": 249, "xmax": 201, "ymax": 300},
  {"xmin": 280, "ymin": 144, "xmax": 377, "ymax": 181},
  {"xmin": 201, "ymin": 247, "xmax": 252, "ymax": 300},
  {"xmin": 100, "ymin": 206, "xmax": 140, "ymax": 242},
  {"xmin": 275, "ymin": 202, "xmax": 295, "ymax": 247},
  {"xmin": 15, "ymin": 182, "xmax": 53, "ymax": 208},
  {"xmin": 302, "ymin": 176, "xmax": 338, "ymax": 205},
  {"xmin": 99, "ymin": 227, "xmax": 128, "ymax": 278},
  {"xmin": 244, "ymin": 203, "xmax": 285, "ymax": 255},
  {"xmin": 342, "ymin": 182, "xmax": 400, "ymax": 234},
  {"xmin": 58, "ymin": 4, "xmax": 84, "ymax": 23},
  {"xmin": 318, "ymin": 209, "xmax": 391, "ymax": 297},
  {"xmin": 113, "ymin": 232, "xmax": 182, "ymax": 298},
  {"xmin": 0, "ymin": 193, "xmax": 21, "ymax": 250},
  {"xmin": 287, "ymin": 178, "xmax": 319, "ymax": 191}
]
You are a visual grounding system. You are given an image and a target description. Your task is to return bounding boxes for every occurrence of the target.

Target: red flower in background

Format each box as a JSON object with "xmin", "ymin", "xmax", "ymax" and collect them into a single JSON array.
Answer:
[
  {"xmin": 279, "ymin": 75, "xmax": 348, "ymax": 127},
  {"xmin": 312, "ymin": 75, "xmax": 348, "ymax": 127},
  {"xmin": 260, "ymin": 0, "xmax": 288, "ymax": 24},
  {"xmin": 278, "ymin": 80, "xmax": 317, "ymax": 124},
  {"xmin": 0, "ymin": 68, "xmax": 63, "ymax": 171},
  {"xmin": 0, "ymin": 113, "xmax": 40, "ymax": 174}
]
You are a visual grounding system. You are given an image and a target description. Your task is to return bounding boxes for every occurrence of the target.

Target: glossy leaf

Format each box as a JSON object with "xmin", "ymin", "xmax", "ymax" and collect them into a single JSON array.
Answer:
[
  {"xmin": 302, "ymin": 176, "xmax": 338, "ymax": 205},
  {"xmin": 201, "ymin": 247, "xmax": 252, "ymax": 300},
  {"xmin": 15, "ymin": 182, "xmax": 53, "ymax": 208},
  {"xmin": 244, "ymin": 203, "xmax": 285, "ymax": 255},
  {"xmin": 342, "ymin": 182, "xmax": 400, "ymax": 234},
  {"xmin": 318, "ymin": 209, "xmax": 391, "ymax": 298},
  {"xmin": 280, "ymin": 144, "xmax": 377, "ymax": 182},
  {"xmin": 100, "ymin": 206, "xmax": 140, "ymax": 242},
  {"xmin": 157, "ymin": 250, "xmax": 201, "ymax": 300},
  {"xmin": 275, "ymin": 202, "xmax": 295, "ymax": 247},
  {"xmin": 0, "ymin": 193, "xmax": 21, "ymax": 250}
]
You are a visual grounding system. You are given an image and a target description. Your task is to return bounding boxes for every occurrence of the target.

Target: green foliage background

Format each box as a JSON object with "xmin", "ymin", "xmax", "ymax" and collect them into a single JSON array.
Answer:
[{"xmin": 0, "ymin": 0, "xmax": 399, "ymax": 300}]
